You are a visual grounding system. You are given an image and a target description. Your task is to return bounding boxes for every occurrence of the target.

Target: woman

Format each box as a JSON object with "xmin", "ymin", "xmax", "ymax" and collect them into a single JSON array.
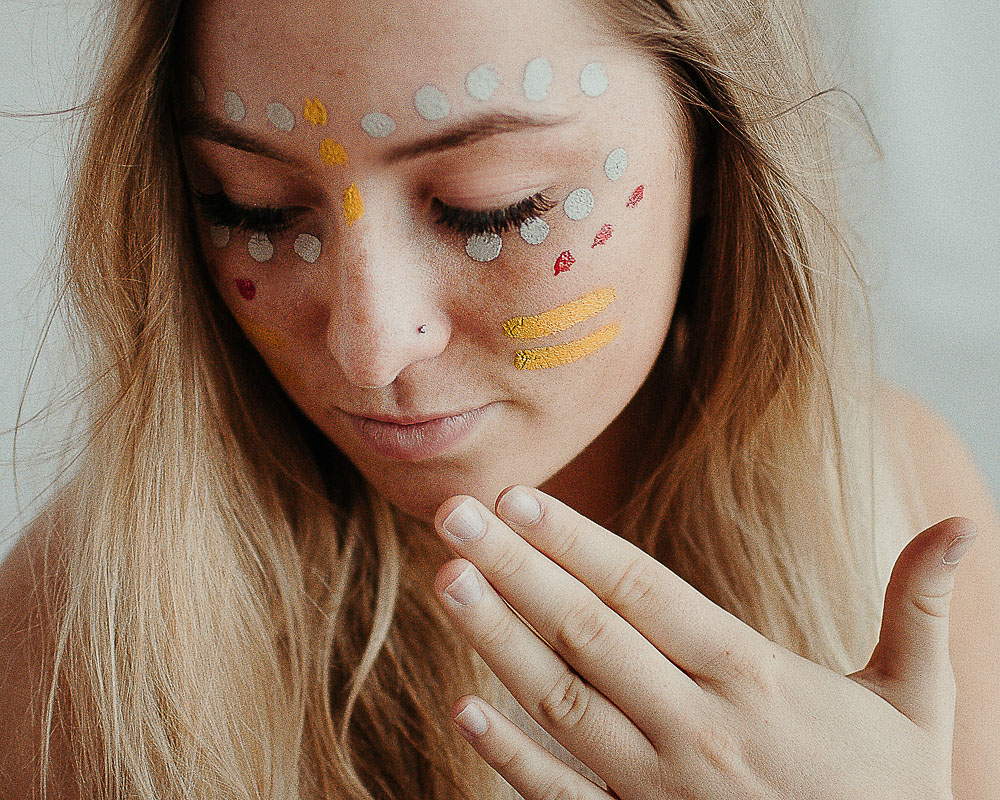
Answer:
[{"xmin": 1, "ymin": 0, "xmax": 997, "ymax": 797}]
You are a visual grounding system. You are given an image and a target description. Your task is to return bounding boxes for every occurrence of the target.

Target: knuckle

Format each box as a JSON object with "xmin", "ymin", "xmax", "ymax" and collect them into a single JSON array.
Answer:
[
  {"xmin": 911, "ymin": 587, "xmax": 954, "ymax": 619},
  {"xmin": 488, "ymin": 542, "xmax": 527, "ymax": 585},
  {"xmin": 714, "ymin": 645, "xmax": 779, "ymax": 705},
  {"xmin": 689, "ymin": 708, "xmax": 746, "ymax": 782},
  {"xmin": 607, "ymin": 557, "xmax": 661, "ymax": 610},
  {"xmin": 555, "ymin": 598, "xmax": 610, "ymax": 654},
  {"xmin": 478, "ymin": 608, "xmax": 519, "ymax": 651},
  {"xmin": 536, "ymin": 777, "xmax": 583, "ymax": 800},
  {"xmin": 538, "ymin": 670, "xmax": 592, "ymax": 731},
  {"xmin": 547, "ymin": 519, "xmax": 584, "ymax": 562}
]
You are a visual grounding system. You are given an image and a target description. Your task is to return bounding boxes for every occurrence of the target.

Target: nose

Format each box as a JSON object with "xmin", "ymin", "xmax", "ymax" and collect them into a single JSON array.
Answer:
[{"xmin": 325, "ymin": 223, "xmax": 449, "ymax": 389}]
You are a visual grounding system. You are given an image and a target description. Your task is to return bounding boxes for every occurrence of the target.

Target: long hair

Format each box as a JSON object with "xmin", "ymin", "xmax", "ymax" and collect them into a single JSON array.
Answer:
[{"xmin": 22, "ymin": 0, "xmax": 917, "ymax": 797}]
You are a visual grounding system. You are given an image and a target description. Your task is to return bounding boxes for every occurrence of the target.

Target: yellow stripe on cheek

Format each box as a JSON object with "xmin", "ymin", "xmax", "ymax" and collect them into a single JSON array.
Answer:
[
  {"xmin": 343, "ymin": 183, "xmax": 365, "ymax": 225},
  {"xmin": 514, "ymin": 322, "xmax": 621, "ymax": 371},
  {"xmin": 233, "ymin": 314, "xmax": 288, "ymax": 350},
  {"xmin": 503, "ymin": 286, "xmax": 617, "ymax": 340}
]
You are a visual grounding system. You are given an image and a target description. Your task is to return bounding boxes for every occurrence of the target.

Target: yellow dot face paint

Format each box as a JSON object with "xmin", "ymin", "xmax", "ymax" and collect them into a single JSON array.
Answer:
[
  {"xmin": 514, "ymin": 322, "xmax": 621, "ymax": 371},
  {"xmin": 233, "ymin": 313, "xmax": 288, "ymax": 350},
  {"xmin": 503, "ymin": 286, "xmax": 617, "ymax": 340},
  {"xmin": 320, "ymin": 139, "xmax": 348, "ymax": 166},
  {"xmin": 303, "ymin": 98, "xmax": 328, "ymax": 126},
  {"xmin": 343, "ymin": 183, "xmax": 365, "ymax": 226}
]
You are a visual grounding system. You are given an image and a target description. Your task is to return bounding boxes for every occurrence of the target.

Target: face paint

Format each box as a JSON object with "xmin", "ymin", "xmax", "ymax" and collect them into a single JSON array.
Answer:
[
  {"xmin": 361, "ymin": 112, "xmax": 397, "ymax": 138},
  {"xmin": 209, "ymin": 225, "xmax": 231, "ymax": 249},
  {"xmin": 579, "ymin": 62, "xmax": 609, "ymax": 97},
  {"xmin": 343, "ymin": 183, "xmax": 365, "ymax": 225},
  {"xmin": 233, "ymin": 313, "xmax": 287, "ymax": 350},
  {"xmin": 514, "ymin": 322, "xmax": 620, "ymax": 371},
  {"xmin": 502, "ymin": 286, "xmax": 616, "ymax": 339},
  {"xmin": 519, "ymin": 217, "xmax": 550, "ymax": 245},
  {"xmin": 627, "ymin": 185, "xmax": 645, "ymax": 208},
  {"xmin": 248, "ymin": 232, "xmax": 274, "ymax": 262},
  {"xmin": 466, "ymin": 64, "xmax": 501, "ymax": 101},
  {"xmin": 190, "ymin": 75, "xmax": 206, "ymax": 103},
  {"xmin": 466, "ymin": 232, "xmax": 503, "ymax": 262},
  {"xmin": 236, "ymin": 278, "xmax": 257, "ymax": 301},
  {"xmin": 320, "ymin": 139, "xmax": 348, "ymax": 166},
  {"xmin": 414, "ymin": 85, "xmax": 450, "ymax": 121},
  {"xmin": 554, "ymin": 250, "xmax": 575, "ymax": 275},
  {"xmin": 266, "ymin": 102, "xmax": 295, "ymax": 132},
  {"xmin": 304, "ymin": 98, "xmax": 328, "ymax": 126},
  {"xmin": 222, "ymin": 90, "xmax": 246, "ymax": 122},
  {"xmin": 522, "ymin": 57, "xmax": 553, "ymax": 101},
  {"xmin": 563, "ymin": 188, "xmax": 595, "ymax": 221},
  {"xmin": 294, "ymin": 233, "xmax": 322, "ymax": 263},
  {"xmin": 592, "ymin": 223, "xmax": 613, "ymax": 248},
  {"xmin": 605, "ymin": 148, "xmax": 627, "ymax": 181}
]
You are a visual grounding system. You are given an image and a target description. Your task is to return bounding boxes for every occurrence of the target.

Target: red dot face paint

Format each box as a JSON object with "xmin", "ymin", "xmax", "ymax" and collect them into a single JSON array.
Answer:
[
  {"xmin": 592, "ymin": 223, "xmax": 613, "ymax": 248},
  {"xmin": 626, "ymin": 185, "xmax": 645, "ymax": 208},
  {"xmin": 236, "ymin": 278, "xmax": 257, "ymax": 301},
  {"xmin": 554, "ymin": 250, "xmax": 575, "ymax": 275}
]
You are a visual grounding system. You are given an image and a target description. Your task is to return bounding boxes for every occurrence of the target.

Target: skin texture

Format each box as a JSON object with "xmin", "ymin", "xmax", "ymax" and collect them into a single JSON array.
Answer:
[{"xmin": 178, "ymin": 0, "xmax": 694, "ymax": 526}]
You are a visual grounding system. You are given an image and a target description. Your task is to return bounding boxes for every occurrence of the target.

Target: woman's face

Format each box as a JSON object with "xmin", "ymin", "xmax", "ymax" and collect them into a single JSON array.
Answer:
[{"xmin": 179, "ymin": 0, "xmax": 695, "ymax": 521}]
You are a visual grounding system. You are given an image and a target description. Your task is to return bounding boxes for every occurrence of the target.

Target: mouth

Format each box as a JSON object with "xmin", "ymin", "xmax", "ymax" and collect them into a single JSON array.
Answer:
[{"xmin": 342, "ymin": 404, "xmax": 493, "ymax": 462}]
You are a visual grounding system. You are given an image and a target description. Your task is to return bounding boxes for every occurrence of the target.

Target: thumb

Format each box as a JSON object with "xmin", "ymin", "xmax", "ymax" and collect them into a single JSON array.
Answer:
[{"xmin": 853, "ymin": 516, "xmax": 978, "ymax": 732}]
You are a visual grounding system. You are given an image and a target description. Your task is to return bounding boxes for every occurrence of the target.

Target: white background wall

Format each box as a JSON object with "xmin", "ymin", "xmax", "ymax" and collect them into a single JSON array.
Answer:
[{"xmin": 2, "ymin": 1, "xmax": 998, "ymax": 557}]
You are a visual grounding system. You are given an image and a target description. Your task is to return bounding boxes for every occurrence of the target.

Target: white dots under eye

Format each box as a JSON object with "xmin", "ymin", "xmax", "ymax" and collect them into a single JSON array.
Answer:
[
  {"xmin": 579, "ymin": 62, "xmax": 609, "ymax": 97},
  {"xmin": 605, "ymin": 148, "xmax": 628, "ymax": 181},
  {"xmin": 563, "ymin": 188, "xmax": 595, "ymax": 221},
  {"xmin": 519, "ymin": 217, "xmax": 549, "ymax": 245},
  {"xmin": 466, "ymin": 232, "xmax": 503, "ymax": 262},
  {"xmin": 523, "ymin": 57, "xmax": 553, "ymax": 101},
  {"xmin": 294, "ymin": 233, "xmax": 322, "ymax": 264},
  {"xmin": 209, "ymin": 225, "xmax": 230, "ymax": 249},
  {"xmin": 466, "ymin": 64, "xmax": 501, "ymax": 101},
  {"xmin": 266, "ymin": 102, "xmax": 295, "ymax": 132},
  {"xmin": 414, "ymin": 85, "xmax": 450, "ymax": 121},
  {"xmin": 361, "ymin": 112, "xmax": 397, "ymax": 138},
  {"xmin": 222, "ymin": 90, "xmax": 246, "ymax": 122},
  {"xmin": 248, "ymin": 232, "xmax": 274, "ymax": 262}
]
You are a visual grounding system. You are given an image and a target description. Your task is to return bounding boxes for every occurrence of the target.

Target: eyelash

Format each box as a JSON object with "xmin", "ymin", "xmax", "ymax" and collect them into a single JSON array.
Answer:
[
  {"xmin": 432, "ymin": 192, "xmax": 557, "ymax": 236},
  {"xmin": 191, "ymin": 188, "xmax": 558, "ymax": 239}
]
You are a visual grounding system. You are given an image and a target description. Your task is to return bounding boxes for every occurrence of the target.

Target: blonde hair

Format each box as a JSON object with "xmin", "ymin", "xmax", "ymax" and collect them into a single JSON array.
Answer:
[{"xmin": 21, "ymin": 0, "xmax": 908, "ymax": 797}]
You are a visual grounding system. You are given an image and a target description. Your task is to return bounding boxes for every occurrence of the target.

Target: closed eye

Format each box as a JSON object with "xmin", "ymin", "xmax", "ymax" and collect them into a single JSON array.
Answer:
[
  {"xmin": 432, "ymin": 191, "xmax": 557, "ymax": 236},
  {"xmin": 192, "ymin": 189, "xmax": 303, "ymax": 234}
]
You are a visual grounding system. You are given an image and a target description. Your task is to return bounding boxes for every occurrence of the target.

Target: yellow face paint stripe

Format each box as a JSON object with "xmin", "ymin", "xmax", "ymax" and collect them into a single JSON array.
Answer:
[
  {"xmin": 303, "ymin": 98, "xmax": 328, "ymax": 126},
  {"xmin": 503, "ymin": 286, "xmax": 617, "ymax": 340},
  {"xmin": 233, "ymin": 314, "xmax": 287, "ymax": 350},
  {"xmin": 320, "ymin": 139, "xmax": 348, "ymax": 166},
  {"xmin": 514, "ymin": 321, "xmax": 620, "ymax": 371},
  {"xmin": 343, "ymin": 183, "xmax": 365, "ymax": 225}
]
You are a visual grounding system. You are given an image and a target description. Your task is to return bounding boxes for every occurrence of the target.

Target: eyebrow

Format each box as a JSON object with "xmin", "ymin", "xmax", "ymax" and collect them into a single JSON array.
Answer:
[{"xmin": 175, "ymin": 109, "xmax": 579, "ymax": 166}]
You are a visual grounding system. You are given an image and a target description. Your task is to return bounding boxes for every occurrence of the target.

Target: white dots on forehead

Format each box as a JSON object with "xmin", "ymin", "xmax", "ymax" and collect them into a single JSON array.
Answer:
[
  {"xmin": 519, "ymin": 217, "xmax": 549, "ymax": 245},
  {"xmin": 523, "ymin": 57, "xmax": 553, "ymax": 102},
  {"xmin": 248, "ymin": 232, "xmax": 274, "ymax": 262},
  {"xmin": 414, "ymin": 85, "xmax": 450, "ymax": 122},
  {"xmin": 563, "ymin": 188, "xmax": 595, "ymax": 221},
  {"xmin": 605, "ymin": 148, "xmax": 628, "ymax": 181},
  {"xmin": 209, "ymin": 225, "xmax": 230, "ymax": 249},
  {"xmin": 579, "ymin": 62, "xmax": 609, "ymax": 97},
  {"xmin": 361, "ymin": 112, "xmax": 397, "ymax": 138},
  {"xmin": 190, "ymin": 75, "xmax": 206, "ymax": 103},
  {"xmin": 266, "ymin": 102, "xmax": 295, "ymax": 132},
  {"xmin": 222, "ymin": 90, "xmax": 246, "ymax": 122},
  {"xmin": 466, "ymin": 64, "xmax": 501, "ymax": 102},
  {"xmin": 294, "ymin": 233, "xmax": 322, "ymax": 264},
  {"xmin": 466, "ymin": 232, "xmax": 503, "ymax": 262}
]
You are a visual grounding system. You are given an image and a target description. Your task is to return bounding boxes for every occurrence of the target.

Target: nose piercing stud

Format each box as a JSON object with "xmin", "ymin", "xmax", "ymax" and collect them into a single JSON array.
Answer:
[{"xmin": 418, "ymin": 325, "xmax": 428, "ymax": 334}]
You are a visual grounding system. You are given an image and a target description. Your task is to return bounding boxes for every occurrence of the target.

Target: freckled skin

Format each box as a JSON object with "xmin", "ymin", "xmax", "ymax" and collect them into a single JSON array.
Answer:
[{"xmin": 179, "ymin": 0, "xmax": 695, "ymax": 524}]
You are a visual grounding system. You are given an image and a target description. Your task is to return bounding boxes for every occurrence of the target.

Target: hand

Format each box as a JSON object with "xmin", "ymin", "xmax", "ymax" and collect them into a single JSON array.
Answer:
[{"xmin": 432, "ymin": 486, "xmax": 977, "ymax": 799}]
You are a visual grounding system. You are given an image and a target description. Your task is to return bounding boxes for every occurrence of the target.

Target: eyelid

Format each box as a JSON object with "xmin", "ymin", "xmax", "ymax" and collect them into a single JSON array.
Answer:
[
  {"xmin": 192, "ymin": 189, "xmax": 303, "ymax": 235},
  {"xmin": 432, "ymin": 191, "xmax": 557, "ymax": 237}
]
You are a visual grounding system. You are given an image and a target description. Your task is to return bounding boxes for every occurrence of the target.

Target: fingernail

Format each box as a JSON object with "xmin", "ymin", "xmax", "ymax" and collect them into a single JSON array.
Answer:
[
  {"xmin": 497, "ymin": 487, "xmax": 541, "ymax": 526},
  {"xmin": 454, "ymin": 702, "xmax": 489, "ymax": 736},
  {"xmin": 943, "ymin": 533, "xmax": 978, "ymax": 566},
  {"xmin": 444, "ymin": 564, "xmax": 482, "ymax": 606},
  {"xmin": 442, "ymin": 499, "xmax": 485, "ymax": 541}
]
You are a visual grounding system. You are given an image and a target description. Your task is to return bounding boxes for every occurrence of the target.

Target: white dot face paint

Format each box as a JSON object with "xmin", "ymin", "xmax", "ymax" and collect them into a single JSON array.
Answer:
[
  {"xmin": 519, "ymin": 217, "xmax": 550, "ymax": 245},
  {"xmin": 563, "ymin": 188, "xmax": 595, "ymax": 221},
  {"xmin": 190, "ymin": 75, "xmax": 206, "ymax": 103},
  {"xmin": 579, "ymin": 62, "xmax": 609, "ymax": 97},
  {"xmin": 414, "ymin": 85, "xmax": 450, "ymax": 121},
  {"xmin": 466, "ymin": 64, "xmax": 501, "ymax": 102},
  {"xmin": 523, "ymin": 57, "xmax": 553, "ymax": 101},
  {"xmin": 248, "ymin": 232, "xmax": 274, "ymax": 262},
  {"xmin": 222, "ymin": 90, "xmax": 246, "ymax": 122},
  {"xmin": 605, "ymin": 148, "xmax": 628, "ymax": 181},
  {"xmin": 294, "ymin": 233, "xmax": 322, "ymax": 264},
  {"xmin": 466, "ymin": 233, "xmax": 503, "ymax": 262},
  {"xmin": 361, "ymin": 112, "xmax": 397, "ymax": 138},
  {"xmin": 209, "ymin": 225, "xmax": 231, "ymax": 249},
  {"xmin": 266, "ymin": 102, "xmax": 295, "ymax": 132}
]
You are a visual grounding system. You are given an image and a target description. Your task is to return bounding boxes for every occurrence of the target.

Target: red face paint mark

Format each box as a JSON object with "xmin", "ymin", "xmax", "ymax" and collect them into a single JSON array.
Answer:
[
  {"xmin": 236, "ymin": 278, "xmax": 257, "ymax": 301},
  {"xmin": 592, "ymin": 223, "xmax": 614, "ymax": 248},
  {"xmin": 554, "ymin": 250, "xmax": 575, "ymax": 275},
  {"xmin": 627, "ymin": 185, "xmax": 645, "ymax": 208}
]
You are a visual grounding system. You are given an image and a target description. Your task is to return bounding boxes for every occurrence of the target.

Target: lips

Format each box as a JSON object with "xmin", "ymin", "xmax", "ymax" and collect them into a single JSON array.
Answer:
[{"xmin": 343, "ymin": 404, "xmax": 492, "ymax": 461}]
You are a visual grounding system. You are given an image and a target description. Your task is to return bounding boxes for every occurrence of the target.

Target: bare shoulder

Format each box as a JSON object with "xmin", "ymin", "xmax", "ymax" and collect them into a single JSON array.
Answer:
[
  {"xmin": 0, "ymin": 504, "xmax": 75, "ymax": 798},
  {"xmin": 875, "ymin": 380, "xmax": 1000, "ymax": 798}
]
